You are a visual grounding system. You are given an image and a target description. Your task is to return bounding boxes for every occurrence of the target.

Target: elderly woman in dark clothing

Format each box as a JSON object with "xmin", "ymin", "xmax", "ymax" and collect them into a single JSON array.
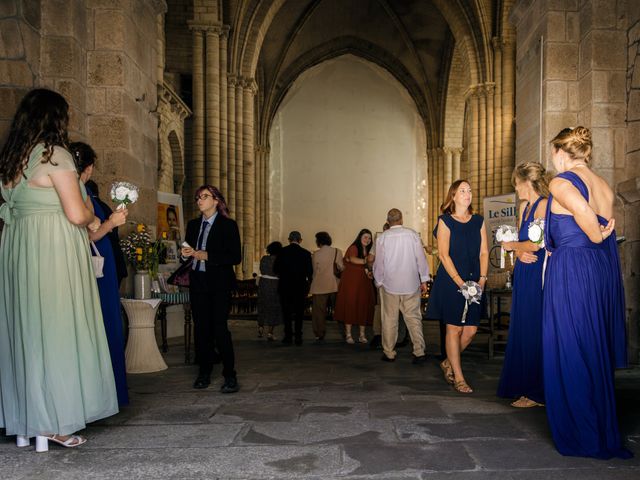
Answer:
[{"xmin": 258, "ymin": 241, "xmax": 283, "ymax": 341}]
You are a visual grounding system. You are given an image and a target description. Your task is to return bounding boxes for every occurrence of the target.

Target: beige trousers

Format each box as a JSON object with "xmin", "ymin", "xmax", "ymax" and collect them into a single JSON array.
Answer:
[
  {"xmin": 380, "ymin": 287, "xmax": 425, "ymax": 359},
  {"xmin": 312, "ymin": 293, "xmax": 335, "ymax": 339},
  {"xmin": 373, "ymin": 287, "xmax": 382, "ymax": 335}
]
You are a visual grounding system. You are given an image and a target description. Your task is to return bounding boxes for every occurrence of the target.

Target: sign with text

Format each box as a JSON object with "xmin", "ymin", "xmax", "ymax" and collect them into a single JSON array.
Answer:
[{"xmin": 483, "ymin": 193, "xmax": 517, "ymax": 271}]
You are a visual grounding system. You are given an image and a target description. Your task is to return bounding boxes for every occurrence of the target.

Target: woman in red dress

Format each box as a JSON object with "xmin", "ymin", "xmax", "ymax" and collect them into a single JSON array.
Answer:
[{"xmin": 335, "ymin": 229, "xmax": 376, "ymax": 344}]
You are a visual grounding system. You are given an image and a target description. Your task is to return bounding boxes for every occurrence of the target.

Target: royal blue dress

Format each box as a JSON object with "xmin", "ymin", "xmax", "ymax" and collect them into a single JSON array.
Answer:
[
  {"xmin": 497, "ymin": 197, "xmax": 544, "ymax": 404},
  {"xmin": 88, "ymin": 186, "xmax": 129, "ymax": 406},
  {"xmin": 543, "ymin": 171, "xmax": 630, "ymax": 459},
  {"xmin": 425, "ymin": 214, "xmax": 484, "ymax": 326}
]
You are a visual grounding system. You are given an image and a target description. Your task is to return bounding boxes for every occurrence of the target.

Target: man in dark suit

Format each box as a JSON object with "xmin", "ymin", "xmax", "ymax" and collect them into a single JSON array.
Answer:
[
  {"xmin": 181, "ymin": 185, "xmax": 241, "ymax": 392},
  {"xmin": 274, "ymin": 231, "xmax": 313, "ymax": 345}
]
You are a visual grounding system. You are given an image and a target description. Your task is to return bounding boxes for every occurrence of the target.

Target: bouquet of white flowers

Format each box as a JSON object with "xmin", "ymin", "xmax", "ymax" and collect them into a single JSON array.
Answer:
[
  {"xmin": 110, "ymin": 181, "xmax": 139, "ymax": 210},
  {"xmin": 527, "ymin": 218, "xmax": 545, "ymax": 248},
  {"xmin": 458, "ymin": 280, "xmax": 482, "ymax": 324},
  {"xmin": 495, "ymin": 224, "xmax": 518, "ymax": 268}
]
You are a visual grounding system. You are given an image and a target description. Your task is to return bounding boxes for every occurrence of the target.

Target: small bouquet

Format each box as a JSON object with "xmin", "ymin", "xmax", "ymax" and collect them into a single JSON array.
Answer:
[
  {"xmin": 110, "ymin": 181, "xmax": 139, "ymax": 210},
  {"xmin": 458, "ymin": 280, "xmax": 482, "ymax": 324},
  {"xmin": 527, "ymin": 218, "xmax": 545, "ymax": 249},
  {"xmin": 495, "ymin": 225, "xmax": 518, "ymax": 268}
]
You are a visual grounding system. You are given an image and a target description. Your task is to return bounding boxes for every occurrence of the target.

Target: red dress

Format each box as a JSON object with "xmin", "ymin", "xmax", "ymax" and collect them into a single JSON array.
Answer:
[{"xmin": 334, "ymin": 245, "xmax": 375, "ymax": 326}]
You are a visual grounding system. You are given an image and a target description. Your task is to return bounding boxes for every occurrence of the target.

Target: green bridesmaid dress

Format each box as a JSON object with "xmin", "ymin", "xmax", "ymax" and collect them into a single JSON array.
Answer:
[{"xmin": 0, "ymin": 144, "xmax": 118, "ymax": 437}]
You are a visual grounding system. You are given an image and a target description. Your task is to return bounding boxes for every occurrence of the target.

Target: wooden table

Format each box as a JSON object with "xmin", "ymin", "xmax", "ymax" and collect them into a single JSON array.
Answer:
[
  {"xmin": 484, "ymin": 288, "xmax": 512, "ymax": 358},
  {"xmin": 154, "ymin": 291, "xmax": 193, "ymax": 364},
  {"xmin": 121, "ymin": 298, "xmax": 168, "ymax": 373}
]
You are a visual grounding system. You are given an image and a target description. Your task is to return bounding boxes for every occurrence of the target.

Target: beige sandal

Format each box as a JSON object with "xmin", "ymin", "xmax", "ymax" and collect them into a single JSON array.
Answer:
[
  {"xmin": 439, "ymin": 359, "xmax": 455, "ymax": 385},
  {"xmin": 511, "ymin": 396, "xmax": 544, "ymax": 408},
  {"xmin": 453, "ymin": 380, "xmax": 473, "ymax": 394}
]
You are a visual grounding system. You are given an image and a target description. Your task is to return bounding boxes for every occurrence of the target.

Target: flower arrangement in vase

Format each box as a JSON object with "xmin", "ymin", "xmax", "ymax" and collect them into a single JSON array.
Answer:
[{"xmin": 120, "ymin": 223, "xmax": 166, "ymax": 279}]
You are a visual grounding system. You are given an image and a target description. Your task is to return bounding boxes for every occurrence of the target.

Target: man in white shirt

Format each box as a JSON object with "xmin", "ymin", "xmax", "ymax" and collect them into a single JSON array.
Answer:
[{"xmin": 373, "ymin": 208, "xmax": 430, "ymax": 362}]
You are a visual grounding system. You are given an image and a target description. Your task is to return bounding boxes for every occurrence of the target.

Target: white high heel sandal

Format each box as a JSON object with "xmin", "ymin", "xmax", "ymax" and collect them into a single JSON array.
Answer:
[
  {"xmin": 16, "ymin": 435, "xmax": 30, "ymax": 448},
  {"xmin": 35, "ymin": 434, "xmax": 86, "ymax": 452}
]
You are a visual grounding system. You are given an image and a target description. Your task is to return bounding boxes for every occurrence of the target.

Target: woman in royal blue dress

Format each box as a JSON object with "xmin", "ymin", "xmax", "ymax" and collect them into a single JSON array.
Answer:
[
  {"xmin": 543, "ymin": 127, "xmax": 631, "ymax": 459},
  {"xmin": 71, "ymin": 142, "xmax": 130, "ymax": 406},
  {"xmin": 425, "ymin": 180, "xmax": 489, "ymax": 394},
  {"xmin": 497, "ymin": 162, "xmax": 548, "ymax": 408}
]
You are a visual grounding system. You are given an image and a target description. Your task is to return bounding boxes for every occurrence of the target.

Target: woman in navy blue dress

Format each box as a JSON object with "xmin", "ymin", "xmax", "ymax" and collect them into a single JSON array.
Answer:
[
  {"xmin": 543, "ymin": 127, "xmax": 631, "ymax": 458},
  {"xmin": 497, "ymin": 162, "xmax": 548, "ymax": 408},
  {"xmin": 425, "ymin": 180, "xmax": 489, "ymax": 394},
  {"xmin": 71, "ymin": 142, "xmax": 130, "ymax": 406}
]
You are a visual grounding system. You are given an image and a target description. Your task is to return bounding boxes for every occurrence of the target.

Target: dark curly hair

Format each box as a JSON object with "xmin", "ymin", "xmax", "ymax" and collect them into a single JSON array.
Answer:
[
  {"xmin": 266, "ymin": 241, "xmax": 282, "ymax": 255},
  {"xmin": 0, "ymin": 89, "xmax": 70, "ymax": 185},
  {"xmin": 315, "ymin": 231, "xmax": 332, "ymax": 247}
]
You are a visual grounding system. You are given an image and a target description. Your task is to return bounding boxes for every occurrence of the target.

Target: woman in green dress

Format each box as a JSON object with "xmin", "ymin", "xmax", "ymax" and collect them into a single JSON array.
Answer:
[{"xmin": 0, "ymin": 89, "xmax": 118, "ymax": 451}]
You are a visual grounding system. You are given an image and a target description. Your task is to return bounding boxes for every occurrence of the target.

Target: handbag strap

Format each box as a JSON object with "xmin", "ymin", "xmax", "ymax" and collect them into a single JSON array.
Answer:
[
  {"xmin": 90, "ymin": 240, "xmax": 101, "ymax": 257},
  {"xmin": 333, "ymin": 248, "xmax": 338, "ymax": 263}
]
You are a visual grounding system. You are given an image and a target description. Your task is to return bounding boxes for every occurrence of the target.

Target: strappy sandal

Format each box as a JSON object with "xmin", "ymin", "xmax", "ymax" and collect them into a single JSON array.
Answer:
[
  {"xmin": 35, "ymin": 434, "xmax": 86, "ymax": 452},
  {"xmin": 453, "ymin": 380, "xmax": 473, "ymax": 394},
  {"xmin": 439, "ymin": 359, "xmax": 455, "ymax": 385},
  {"xmin": 345, "ymin": 335, "xmax": 355, "ymax": 344},
  {"xmin": 511, "ymin": 396, "xmax": 544, "ymax": 408}
]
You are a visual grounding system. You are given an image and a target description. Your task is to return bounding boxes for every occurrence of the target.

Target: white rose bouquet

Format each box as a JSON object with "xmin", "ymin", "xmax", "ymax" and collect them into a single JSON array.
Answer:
[
  {"xmin": 495, "ymin": 224, "xmax": 518, "ymax": 268},
  {"xmin": 110, "ymin": 181, "xmax": 139, "ymax": 210},
  {"xmin": 458, "ymin": 280, "xmax": 483, "ymax": 324},
  {"xmin": 527, "ymin": 218, "xmax": 545, "ymax": 249}
]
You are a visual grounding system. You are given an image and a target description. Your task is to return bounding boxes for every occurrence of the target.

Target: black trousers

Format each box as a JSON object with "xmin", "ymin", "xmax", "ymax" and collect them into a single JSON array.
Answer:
[
  {"xmin": 280, "ymin": 292, "xmax": 306, "ymax": 340},
  {"xmin": 190, "ymin": 271, "xmax": 236, "ymax": 379}
]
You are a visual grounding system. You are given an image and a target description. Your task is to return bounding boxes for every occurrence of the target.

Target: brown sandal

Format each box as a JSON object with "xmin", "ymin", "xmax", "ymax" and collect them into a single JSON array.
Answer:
[
  {"xmin": 439, "ymin": 360, "xmax": 454, "ymax": 385},
  {"xmin": 511, "ymin": 396, "xmax": 544, "ymax": 408},
  {"xmin": 453, "ymin": 380, "xmax": 473, "ymax": 394}
]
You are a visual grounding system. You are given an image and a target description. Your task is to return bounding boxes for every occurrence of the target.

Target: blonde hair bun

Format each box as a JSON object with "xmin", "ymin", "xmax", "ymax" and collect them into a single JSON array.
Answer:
[{"xmin": 550, "ymin": 126, "xmax": 592, "ymax": 164}]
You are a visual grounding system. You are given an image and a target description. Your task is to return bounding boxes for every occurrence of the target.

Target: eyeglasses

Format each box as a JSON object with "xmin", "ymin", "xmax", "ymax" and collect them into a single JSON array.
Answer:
[{"xmin": 194, "ymin": 194, "xmax": 213, "ymax": 202}]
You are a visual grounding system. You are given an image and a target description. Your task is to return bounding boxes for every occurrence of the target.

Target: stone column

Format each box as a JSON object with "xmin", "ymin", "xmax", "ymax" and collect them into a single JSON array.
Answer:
[
  {"xmin": 219, "ymin": 27, "xmax": 229, "ymax": 196},
  {"xmin": 502, "ymin": 38, "xmax": 516, "ymax": 191},
  {"xmin": 466, "ymin": 87, "xmax": 480, "ymax": 199},
  {"xmin": 254, "ymin": 146, "xmax": 262, "ymax": 258},
  {"xmin": 492, "ymin": 37, "xmax": 504, "ymax": 194},
  {"xmin": 262, "ymin": 145, "xmax": 270, "ymax": 251},
  {"xmin": 478, "ymin": 88, "xmax": 487, "ymax": 206},
  {"xmin": 235, "ymin": 80, "xmax": 244, "ymax": 245},
  {"xmin": 227, "ymin": 75, "xmax": 236, "ymax": 217},
  {"xmin": 484, "ymin": 83, "xmax": 495, "ymax": 197},
  {"xmin": 452, "ymin": 148, "xmax": 462, "ymax": 183},
  {"xmin": 428, "ymin": 149, "xmax": 437, "ymax": 233},
  {"xmin": 242, "ymin": 78, "xmax": 257, "ymax": 275},
  {"xmin": 188, "ymin": 24, "xmax": 205, "ymax": 213},
  {"xmin": 205, "ymin": 27, "xmax": 221, "ymax": 186},
  {"xmin": 438, "ymin": 147, "xmax": 445, "ymax": 209},
  {"xmin": 444, "ymin": 147, "xmax": 453, "ymax": 187}
]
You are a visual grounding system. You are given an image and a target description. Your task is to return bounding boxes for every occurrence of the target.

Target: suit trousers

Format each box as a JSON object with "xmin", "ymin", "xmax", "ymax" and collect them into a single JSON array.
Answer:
[
  {"xmin": 190, "ymin": 271, "xmax": 236, "ymax": 379},
  {"xmin": 281, "ymin": 292, "xmax": 306, "ymax": 340},
  {"xmin": 380, "ymin": 287, "xmax": 425, "ymax": 359},
  {"xmin": 312, "ymin": 293, "xmax": 335, "ymax": 339}
]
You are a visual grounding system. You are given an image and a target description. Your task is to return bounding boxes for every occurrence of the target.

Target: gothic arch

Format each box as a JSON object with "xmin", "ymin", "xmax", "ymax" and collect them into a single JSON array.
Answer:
[{"xmin": 259, "ymin": 38, "xmax": 434, "ymax": 149}]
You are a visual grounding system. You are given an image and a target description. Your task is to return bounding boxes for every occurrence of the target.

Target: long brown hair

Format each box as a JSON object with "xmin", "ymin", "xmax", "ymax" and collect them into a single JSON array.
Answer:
[
  {"xmin": 440, "ymin": 179, "xmax": 473, "ymax": 215},
  {"xmin": 0, "ymin": 89, "xmax": 70, "ymax": 185},
  {"xmin": 195, "ymin": 184, "xmax": 230, "ymax": 218}
]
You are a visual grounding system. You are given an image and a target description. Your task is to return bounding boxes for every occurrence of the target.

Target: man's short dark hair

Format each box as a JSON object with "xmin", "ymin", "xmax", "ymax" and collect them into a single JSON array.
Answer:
[{"xmin": 288, "ymin": 231, "xmax": 302, "ymax": 242}]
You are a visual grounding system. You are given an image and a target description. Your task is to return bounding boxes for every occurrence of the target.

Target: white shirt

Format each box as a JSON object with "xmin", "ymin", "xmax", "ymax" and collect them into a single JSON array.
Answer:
[{"xmin": 373, "ymin": 225, "xmax": 430, "ymax": 295}]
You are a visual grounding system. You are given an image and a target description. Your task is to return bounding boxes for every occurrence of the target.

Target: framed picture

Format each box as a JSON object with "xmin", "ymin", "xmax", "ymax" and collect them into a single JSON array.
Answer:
[{"xmin": 157, "ymin": 192, "xmax": 185, "ymax": 265}]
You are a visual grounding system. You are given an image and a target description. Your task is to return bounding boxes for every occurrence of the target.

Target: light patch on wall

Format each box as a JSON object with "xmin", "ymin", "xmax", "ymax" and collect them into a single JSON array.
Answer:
[{"xmin": 269, "ymin": 55, "xmax": 426, "ymax": 251}]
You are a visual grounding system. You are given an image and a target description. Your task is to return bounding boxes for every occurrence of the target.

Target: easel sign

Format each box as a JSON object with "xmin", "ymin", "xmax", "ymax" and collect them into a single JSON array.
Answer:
[{"xmin": 483, "ymin": 193, "xmax": 517, "ymax": 272}]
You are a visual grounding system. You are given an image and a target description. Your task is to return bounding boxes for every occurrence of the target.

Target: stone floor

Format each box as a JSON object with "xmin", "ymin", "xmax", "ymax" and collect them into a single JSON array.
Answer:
[{"xmin": 1, "ymin": 320, "xmax": 639, "ymax": 479}]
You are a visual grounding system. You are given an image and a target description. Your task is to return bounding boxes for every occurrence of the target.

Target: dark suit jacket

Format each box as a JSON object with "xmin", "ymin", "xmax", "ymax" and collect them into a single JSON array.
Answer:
[
  {"xmin": 185, "ymin": 213, "xmax": 242, "ymax": 291},
  {"xmin": 273, "ymin": 243, "xmax": 313, "ymax": 297}
]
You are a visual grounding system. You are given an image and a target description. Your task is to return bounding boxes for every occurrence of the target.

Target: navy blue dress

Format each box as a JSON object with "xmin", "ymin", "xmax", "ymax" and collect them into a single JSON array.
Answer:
[
  {"xmin": 497, "ymin": 197, "xmax": 545, "ymax": 403},
  {"xmin": 543, "ymin": 172, "xmax": 630, "ymax": 459},
  {"xmin": 425, "ymin": 214, "xmax": 484, "ymax": 326},
  {"xmin": 88, "ymin": 186, "xmax": 129, "ymax": 406}
]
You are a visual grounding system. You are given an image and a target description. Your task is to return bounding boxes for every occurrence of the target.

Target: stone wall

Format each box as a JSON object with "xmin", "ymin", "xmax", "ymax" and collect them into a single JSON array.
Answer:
[
  {"xmin": 511, "ymin": 0, "xmax": 640, "ymax": 363},
  {"xmin": 0, "ymin": 0, "xmax": 40, "ymax": 139}
]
